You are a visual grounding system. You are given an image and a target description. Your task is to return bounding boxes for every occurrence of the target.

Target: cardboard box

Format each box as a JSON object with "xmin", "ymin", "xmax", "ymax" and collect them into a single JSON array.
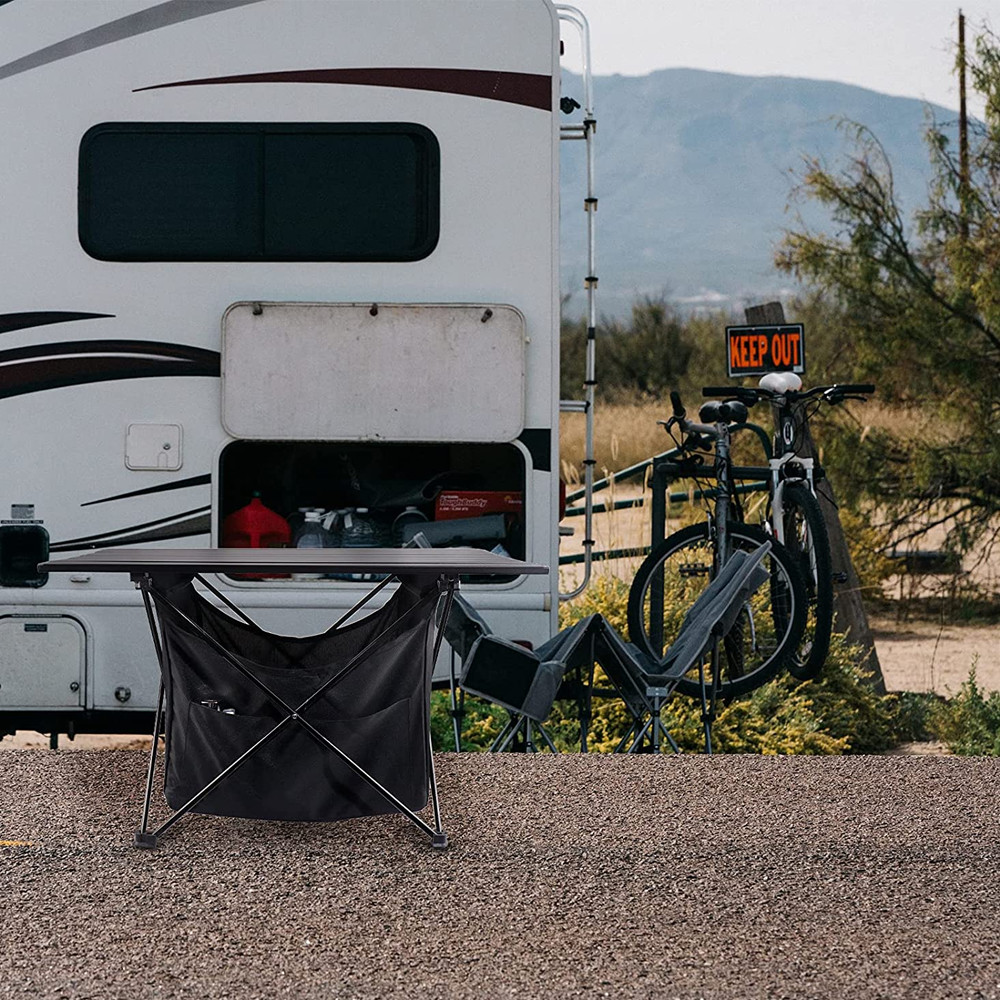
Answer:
[{"xmin": 435, "ymin": 490, "xmax": 523, "ymax": 521}]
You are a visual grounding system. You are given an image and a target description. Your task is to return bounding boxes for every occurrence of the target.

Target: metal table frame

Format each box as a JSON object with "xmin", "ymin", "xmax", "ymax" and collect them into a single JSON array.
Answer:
[{"xmin": 40, "ymin": 548, "xmax": 547, "ymax": 850}]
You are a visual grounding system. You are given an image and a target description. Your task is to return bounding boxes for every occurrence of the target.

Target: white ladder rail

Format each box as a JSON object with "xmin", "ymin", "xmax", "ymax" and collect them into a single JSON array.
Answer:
[{"xmin": 557, "ymin": 4, "xmax": 598, "ymax": 601}]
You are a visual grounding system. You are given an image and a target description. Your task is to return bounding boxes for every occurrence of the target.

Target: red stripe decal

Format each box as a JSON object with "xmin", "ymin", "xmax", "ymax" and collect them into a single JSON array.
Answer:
[{"xmin": 135, "ymin": 67, "xmax": 552, "ymax": 111}]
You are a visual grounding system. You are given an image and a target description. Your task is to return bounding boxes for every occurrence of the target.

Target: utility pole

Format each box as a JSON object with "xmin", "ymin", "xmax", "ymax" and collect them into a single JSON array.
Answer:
[{"xmin": 958, "ymin": 9, "xmax": 970, "ymax": 241}]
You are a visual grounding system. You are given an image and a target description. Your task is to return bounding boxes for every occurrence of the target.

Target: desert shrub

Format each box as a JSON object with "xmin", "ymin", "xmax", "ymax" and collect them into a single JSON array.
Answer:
[
  {"xmin": 656, "ymin": 633, "xmax": 897, "ymax": 755},
  {"xmin": 890, "ymin": 690, "xmax": 946, "ymax": 743},
  {"xmin": 927, "ymin": 665, "xmax": 1000, "ymax": 755}
]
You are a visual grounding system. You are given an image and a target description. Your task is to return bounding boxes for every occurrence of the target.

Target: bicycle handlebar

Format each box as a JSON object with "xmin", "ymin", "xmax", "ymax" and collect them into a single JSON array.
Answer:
[
  {"xmin": 665, "ymin": 390, "xmax": 721, "ymax": 442},
  {"xmin": 828, "ymin": 383, "xmax": 875, "ymax": 396},
  {"xmin": 701, "ymin": 382, "xmax": 875, "ymax": 405}
]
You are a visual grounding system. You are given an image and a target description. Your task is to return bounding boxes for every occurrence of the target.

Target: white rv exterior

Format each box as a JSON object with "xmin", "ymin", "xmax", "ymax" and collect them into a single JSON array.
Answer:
[{"xmin": 0, "ymin": 0, "xmax": 571, "ymax": 735}]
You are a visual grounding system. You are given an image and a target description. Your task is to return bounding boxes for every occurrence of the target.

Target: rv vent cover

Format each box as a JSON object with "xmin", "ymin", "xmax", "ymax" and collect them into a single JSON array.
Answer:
[{"xmin": 221, "ymin": 302, "xmax": 526, "ymax": 442}]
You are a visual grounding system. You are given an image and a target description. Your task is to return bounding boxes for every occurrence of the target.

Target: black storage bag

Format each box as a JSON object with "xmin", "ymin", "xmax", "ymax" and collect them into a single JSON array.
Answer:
[{"xmin": 152, "ymin": 575, "xmax": 437, "ymax": 822}]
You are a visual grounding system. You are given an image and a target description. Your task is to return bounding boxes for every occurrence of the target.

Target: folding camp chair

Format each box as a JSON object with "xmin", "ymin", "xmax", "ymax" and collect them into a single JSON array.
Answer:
[
  {"xmin": 444, "ymin": 597, "xmax": 600, "ymax": 751},
  {"xmin": 596, "ymin": 543, "xmax": 772, "ymax": 752},
  {"xmin": 445, "ymin": 542, "xmax": 772, "ymax": 754}
]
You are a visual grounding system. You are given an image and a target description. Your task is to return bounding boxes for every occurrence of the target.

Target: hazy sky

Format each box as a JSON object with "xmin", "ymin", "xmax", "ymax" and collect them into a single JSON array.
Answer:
[{"xmin": 566, "ymin": 1, "xmax": 994, "ymax": 116}]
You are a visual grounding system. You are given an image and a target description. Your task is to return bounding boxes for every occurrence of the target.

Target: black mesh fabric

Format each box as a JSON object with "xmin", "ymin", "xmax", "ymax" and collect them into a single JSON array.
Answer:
[{"xmin": 151, "ymin": 575, "xmax": 438, "ymax": 822}]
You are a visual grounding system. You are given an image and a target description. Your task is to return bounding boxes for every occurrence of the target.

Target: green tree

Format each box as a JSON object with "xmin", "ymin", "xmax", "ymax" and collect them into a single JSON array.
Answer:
[
  {"xmin": 775, "ymin": 27, "xmax": 1000, "ymax": 556},
  {"xmin": 561, "ymin": 296, "xmax": 702, "ymax": 402}
]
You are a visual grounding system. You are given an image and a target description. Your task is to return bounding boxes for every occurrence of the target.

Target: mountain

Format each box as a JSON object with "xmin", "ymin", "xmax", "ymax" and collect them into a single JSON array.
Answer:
[{"xmin": 559, "ymin": 68, "xmax": 956, "ymax": 319}]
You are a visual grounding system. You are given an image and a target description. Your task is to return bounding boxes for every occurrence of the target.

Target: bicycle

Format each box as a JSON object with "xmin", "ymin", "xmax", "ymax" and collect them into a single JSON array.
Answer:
[
  {"xmin": 700, "ymin": 375, "xmax": 875, "ymax": 680},
  {"xmin": 626, "ymin": 390, "xmax": 808, "ymax": 699}
]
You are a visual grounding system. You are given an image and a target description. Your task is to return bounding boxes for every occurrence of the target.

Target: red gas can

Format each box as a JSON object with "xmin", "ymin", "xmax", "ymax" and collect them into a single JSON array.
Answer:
[{"xmin": 222, "ymin": 493, "xmax": 291, "ymax": 578}]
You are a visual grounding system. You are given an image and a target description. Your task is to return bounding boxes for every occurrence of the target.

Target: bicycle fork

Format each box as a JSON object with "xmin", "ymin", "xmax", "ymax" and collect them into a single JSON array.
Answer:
[{"xmin": 769, "ymin": 454, "xmax": 819, "ymax": 593}]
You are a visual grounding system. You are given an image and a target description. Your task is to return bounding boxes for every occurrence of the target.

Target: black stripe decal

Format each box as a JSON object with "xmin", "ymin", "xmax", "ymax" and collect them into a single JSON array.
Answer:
[
  {"xmin": 0, "ymin": 339, "xmax": 218, "ymax": 363},
  {"xmin": 0, "ymin": 312, "xmax": 113, "ymax": 335},
  {"xmin": 0, "ymin": 340, "xmax": 220, "ymax": 399},
  {"xmin": 0, "ymin": 0, "xmax": 263, "ymax": 83},
  {"xmin": 82, "ymin": 473, "xmax": 212, "ymax": 508},
  {"xmin": 50, "ymin": 506, "xmax": 211, "ymax": 552}
]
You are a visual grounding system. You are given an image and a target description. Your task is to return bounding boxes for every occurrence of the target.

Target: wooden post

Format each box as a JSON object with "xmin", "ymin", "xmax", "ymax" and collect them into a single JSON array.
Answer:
[{"xmin": 744, "ymin": 303, "xmax": 886, "ymax": 693}]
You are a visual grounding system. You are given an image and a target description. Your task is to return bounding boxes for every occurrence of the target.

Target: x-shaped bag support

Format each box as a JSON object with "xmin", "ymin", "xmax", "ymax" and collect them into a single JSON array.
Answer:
[{"xmin": 132, "ymin": 570, "xmax": 457, "ymax": 850}]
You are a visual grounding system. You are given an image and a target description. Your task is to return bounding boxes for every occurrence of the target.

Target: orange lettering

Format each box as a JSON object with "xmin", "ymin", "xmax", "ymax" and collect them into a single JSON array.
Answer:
[{"xmin": 771, "ymin": 333, "xmax": 783, "ymax": 366}]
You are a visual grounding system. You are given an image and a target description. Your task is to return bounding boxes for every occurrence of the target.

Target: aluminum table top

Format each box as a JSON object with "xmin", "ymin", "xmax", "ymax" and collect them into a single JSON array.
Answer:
[{"xmin": 39, "ymin": 546, "xmax": 548, "ymax": 578}]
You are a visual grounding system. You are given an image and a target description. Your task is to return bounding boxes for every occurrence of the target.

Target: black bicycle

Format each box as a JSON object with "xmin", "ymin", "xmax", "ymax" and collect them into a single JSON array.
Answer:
[
  {"xmin": 700, "ymin": 376, "xmax": 874, "ymax": 680},
  {"xmin": 627, "ymin": 391, "xmax": 807, "ymax": 699}
]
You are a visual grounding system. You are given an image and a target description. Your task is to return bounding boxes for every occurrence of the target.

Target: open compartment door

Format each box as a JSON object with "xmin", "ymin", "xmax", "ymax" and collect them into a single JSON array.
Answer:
[{"xmin": 222, "ymin": 302, "xmax": 526, "ymax": 442}]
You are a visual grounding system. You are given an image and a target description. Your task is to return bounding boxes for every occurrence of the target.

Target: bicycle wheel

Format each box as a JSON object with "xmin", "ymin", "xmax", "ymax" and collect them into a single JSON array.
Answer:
[
  {"xmin": 780, "ymin": 484, "xmax": 834, "ymax": 681},
  {"xmin": 627, "ymin": 521, "xmax": 807, "ymax": 698}
]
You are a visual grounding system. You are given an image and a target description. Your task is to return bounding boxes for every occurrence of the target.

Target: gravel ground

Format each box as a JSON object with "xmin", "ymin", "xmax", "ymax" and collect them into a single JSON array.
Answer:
[{"xmin": 2, "ymin": 751, "xmax": 1000, "ymax": 999}]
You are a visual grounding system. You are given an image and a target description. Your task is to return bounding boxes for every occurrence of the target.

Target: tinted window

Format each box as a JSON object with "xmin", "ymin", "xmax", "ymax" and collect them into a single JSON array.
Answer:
[
  {"xmin": 0, "ymin": 525, "xmax": 49, "ymax": 588},
  {"xmin": 79, "ymin": 123, "xmax": 439, "ymax": 262}
]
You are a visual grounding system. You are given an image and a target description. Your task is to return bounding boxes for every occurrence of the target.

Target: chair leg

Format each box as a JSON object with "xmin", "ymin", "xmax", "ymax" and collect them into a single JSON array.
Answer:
[
  {"xmin": 536, "ymin": 721, "xmax": 559, "ymax": 753},
  {"xmin": 491, "ymin": 715, "xmax": 558, "ymax": 753},
  {"xmin": 614, "ymin": 718, "xmax": 642, "ymax": 754},
  {"xmin": 490, "ymin": 715, "xmax": 520, "ymax": 752}
]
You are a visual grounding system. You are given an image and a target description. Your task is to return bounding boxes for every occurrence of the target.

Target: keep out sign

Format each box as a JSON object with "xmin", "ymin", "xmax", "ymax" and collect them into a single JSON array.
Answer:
[{"xmin": 726, "ymin": 323, "xmax": 805, "ymax": 377}]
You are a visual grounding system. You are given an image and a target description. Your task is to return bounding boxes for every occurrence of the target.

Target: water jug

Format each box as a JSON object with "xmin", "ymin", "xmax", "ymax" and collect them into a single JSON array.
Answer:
[
  {"xmin": 340, "ymin": 507, "xmax": 379, "ymax": 580},
  {"xmin": 293, "ymin": 509, "xmax": 334, "ymax": 580}
]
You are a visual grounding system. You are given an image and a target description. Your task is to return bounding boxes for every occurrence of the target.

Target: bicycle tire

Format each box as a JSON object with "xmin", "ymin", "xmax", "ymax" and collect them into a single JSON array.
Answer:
[
  {"xmin": 780, "ymin": 484, "xmax": 834, "ymax": 681},
  {"xmin": 627, "ymin": 522, "xmax": 807, "ymax": 698}
]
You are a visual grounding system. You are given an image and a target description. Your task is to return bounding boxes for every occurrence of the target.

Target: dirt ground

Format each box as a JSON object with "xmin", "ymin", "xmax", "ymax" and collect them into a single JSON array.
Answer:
[{"xmin": 871, "ymin": 614, "xmax": 999, "ymax": 695}]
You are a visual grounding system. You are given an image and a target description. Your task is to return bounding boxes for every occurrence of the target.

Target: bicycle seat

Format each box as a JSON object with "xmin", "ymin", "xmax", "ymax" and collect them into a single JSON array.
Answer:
[{"xmin": 698, "ymin": 399, "xmax": 749, "ymax": 424}]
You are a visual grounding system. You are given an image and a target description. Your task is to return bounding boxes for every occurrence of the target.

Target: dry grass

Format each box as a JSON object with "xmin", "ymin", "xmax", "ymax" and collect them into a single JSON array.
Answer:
[
  {"xmin": 853, "ymin": 401, "xmax": 964, "ymax": 448},
  {"xmin": 560, "ymin": 398, "xmax": 965, "ymax": 482},
  {"xmin": 560, "ymin": 402, "xmax": 674, "ymax": 485},
  {"xmin": 560, "ymin": 400, "xmax": 771, "ymax": 482}
]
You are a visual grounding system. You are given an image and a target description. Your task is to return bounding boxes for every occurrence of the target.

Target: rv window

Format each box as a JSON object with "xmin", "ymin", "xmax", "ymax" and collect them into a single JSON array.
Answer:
[
  {"xmin": 0, "ymin": 524, "xmax": 49, "ymax": 589},
  {"xmin": 78, "ymin": 123, "xmax": 439, "ymax": 262}
]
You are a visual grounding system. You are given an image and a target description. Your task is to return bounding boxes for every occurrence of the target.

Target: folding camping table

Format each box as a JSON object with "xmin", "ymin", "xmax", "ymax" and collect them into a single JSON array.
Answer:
[{"xmin": 40, "ymin": 547, "xmax": 547, "ymax": 850}]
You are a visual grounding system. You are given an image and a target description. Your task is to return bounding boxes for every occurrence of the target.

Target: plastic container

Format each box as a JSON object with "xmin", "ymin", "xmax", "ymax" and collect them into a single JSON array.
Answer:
[
  {"xmin": 391, "ymin": 505, "xmax": 428, "ymax": 546},
  {"xmin": 221, "ymin": 492, "xmax": 291, "ymax": 579},
  {"xmin": 293, "ymin": 509, "xmax": 334, "ymax": 580},
  {"xmin": 223, "ymin": 493, "xmax": 291, "ymax": 549},
  {"xmin": 339, "ymin": 507, "xmax": 379, "ymax": 581}
]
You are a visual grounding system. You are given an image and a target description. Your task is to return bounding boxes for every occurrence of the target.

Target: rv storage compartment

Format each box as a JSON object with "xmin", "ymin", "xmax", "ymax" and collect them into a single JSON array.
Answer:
[
  {"xmin": 0, "ymin": 616, "xmax": 86, "ymax": 710},
  {"xmin": 219, "ymin": 441, "xmax": 525, "ymax": 582}
]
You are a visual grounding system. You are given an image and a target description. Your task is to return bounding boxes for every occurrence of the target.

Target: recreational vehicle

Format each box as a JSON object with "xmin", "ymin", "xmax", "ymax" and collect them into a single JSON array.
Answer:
[{"xmin": 0, "ymin": 0, "xmax": 598, "ymax": 739}]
